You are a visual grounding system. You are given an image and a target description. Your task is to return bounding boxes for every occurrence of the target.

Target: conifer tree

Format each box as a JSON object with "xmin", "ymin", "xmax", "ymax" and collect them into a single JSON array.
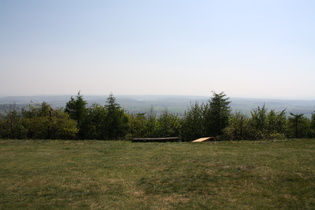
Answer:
[
  {"xmin": 204, "ymin": 92, "xmax": 231, "ymax": 137},
  {"xmin": 104, "ymin": 93, "xmax": 129, "ymax": 140},
  {"xmin": 65, "ymin": 91, "xmax": 87, "ymax": 139},
  {"xmin": 288, "ymin": 113, "xmax": 306, "ymax": 138}
]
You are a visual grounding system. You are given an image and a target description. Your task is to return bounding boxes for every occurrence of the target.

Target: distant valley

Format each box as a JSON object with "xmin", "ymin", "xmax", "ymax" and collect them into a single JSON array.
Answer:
[{"xmin": 0, "ymin": 95, "xmax": 314, "ymax": 117}]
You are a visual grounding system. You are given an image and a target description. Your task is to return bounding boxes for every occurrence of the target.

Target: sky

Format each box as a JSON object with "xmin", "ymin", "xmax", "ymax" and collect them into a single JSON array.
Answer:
[{"xmin": 0, "ymin": 0, "xmax": 314, "ymax": 99}]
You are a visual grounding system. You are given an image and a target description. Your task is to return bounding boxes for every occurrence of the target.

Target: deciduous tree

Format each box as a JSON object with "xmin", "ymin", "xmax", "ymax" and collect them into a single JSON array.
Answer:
[
  {"xmin": 23, "ymin": 102, "xmax": 78, "ymax": 139},
  {"xmin": 181, "ymin": 102, "xmax": 206, "ymax": 141}
]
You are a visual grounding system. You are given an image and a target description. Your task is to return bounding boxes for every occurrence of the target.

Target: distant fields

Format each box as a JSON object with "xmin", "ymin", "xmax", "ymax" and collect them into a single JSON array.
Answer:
[
  {"xmin": 0, "ymin": 139, "xmax": 314, "ymax": 209},
  {"xmin": 1, "ymin": 95, "xmax": 315, "ymax": 116}
]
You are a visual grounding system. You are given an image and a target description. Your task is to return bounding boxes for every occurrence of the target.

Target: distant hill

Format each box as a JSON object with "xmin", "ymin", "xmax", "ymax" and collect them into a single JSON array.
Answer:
[{"xmin": 0, "ymin": 95, "xmax": 314, "ymax": 117}]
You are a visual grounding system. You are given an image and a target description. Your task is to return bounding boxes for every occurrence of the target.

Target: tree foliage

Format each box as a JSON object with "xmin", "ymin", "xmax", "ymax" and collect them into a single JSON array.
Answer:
[
  {"xmin": 128, "ymin": 113, "xmax": 148, "ymax": 138},
  {"xmin": 204, "ymin": 92, "xmax": 231, "ymax": 137},
  {"xmin": 65, "ymin": 93, "xmax": 129, "ymax": 140},
  {"xmin": 223, "ymin": 105, "xmax": 287, "ymax": 140},
  {"xmin": 1, "ymin": 91, "xmax": 315, "ymax": 141},
  {"xmin": 0, "ymin": 105, "xmax": 27, "ymax": 139},
  {"xmin": 156, "ymin": 110, "xmax": 181, "ymax": 138},
  {"xmin": 128, "ymin": 109, "xmax": 181, "ymax": 139},
  {"xmin": 65, "ymin": 92, "xmax": 88, "ymax": 139},
  {"xmin": 222, "ymin": 112, "xmax": 249, "ymax": 140},
  {"xmin": 181, "ymin": 102, "xmax": 206, "ymax": 141},
  {"xmin": 103, "ymin": 93, "xmax": 129, "ymax": 140},
  {"xmin": 287, "ymin": 113, "xmax": 311, "ymax": 138},
  {"xmin": 82, "ymin": 104, "xmax": 108, "ymax": 140},
  {"xmin": 22, "ymin": 102, "xmax": 78, "ymax": 139},
  {"xmin": 181, "ymin": 92, "xmax": 231, "ymax": 141}
]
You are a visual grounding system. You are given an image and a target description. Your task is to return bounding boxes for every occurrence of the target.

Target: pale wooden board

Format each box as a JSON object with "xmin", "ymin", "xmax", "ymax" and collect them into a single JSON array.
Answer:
[{"xmin": 192, "ymin": 137, "xmax": 212, "ymax": 142}]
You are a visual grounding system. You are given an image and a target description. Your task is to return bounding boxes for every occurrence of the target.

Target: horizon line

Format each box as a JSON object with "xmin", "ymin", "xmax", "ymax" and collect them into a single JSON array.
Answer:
[{"xmin": 0, "ymin": 94, "xmax": 314, "ymax": 101}]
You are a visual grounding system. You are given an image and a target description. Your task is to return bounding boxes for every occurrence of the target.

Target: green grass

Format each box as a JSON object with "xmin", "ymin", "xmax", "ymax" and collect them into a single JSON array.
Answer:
[{"xmin": 0, "ymin": 139, "xmax": 314, "ymax": 209}]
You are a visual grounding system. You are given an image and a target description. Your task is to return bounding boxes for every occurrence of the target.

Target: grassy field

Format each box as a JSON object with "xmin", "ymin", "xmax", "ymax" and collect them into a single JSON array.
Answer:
[{"xmin": 0, "ymin": 139, "xmax": 314, "ymax": 209}]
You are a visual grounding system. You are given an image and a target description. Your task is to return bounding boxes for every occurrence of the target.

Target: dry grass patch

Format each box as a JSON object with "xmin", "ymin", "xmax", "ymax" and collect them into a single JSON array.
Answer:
[{"xmin": 0, "ymin": 139, "xmax": 314, "ymax": 209}]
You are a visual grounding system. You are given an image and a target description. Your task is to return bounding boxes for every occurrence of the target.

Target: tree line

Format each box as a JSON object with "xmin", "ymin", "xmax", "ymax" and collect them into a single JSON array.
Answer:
[{"xmin": 1, "ymin": 92, "xmax": 315, "ymax": 141}]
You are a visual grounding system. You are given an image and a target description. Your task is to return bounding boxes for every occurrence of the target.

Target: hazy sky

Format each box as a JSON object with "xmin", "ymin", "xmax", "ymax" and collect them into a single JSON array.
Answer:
[{"xmin": 1, "ymin": 0, "xmax": 314, "ymax": 99}]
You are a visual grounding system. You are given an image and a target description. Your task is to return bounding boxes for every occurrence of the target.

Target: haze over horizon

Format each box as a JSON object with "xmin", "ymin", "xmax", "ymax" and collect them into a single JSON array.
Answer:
[{"xmin": 1, "ymin": 0, "xmax": 314, "ymax": 100}]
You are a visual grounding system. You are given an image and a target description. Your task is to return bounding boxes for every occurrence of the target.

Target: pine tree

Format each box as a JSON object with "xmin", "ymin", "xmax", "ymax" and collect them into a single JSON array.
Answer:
[
  {"xmin": 65, "ymin": 92, "xmax": 87, "ymax": 139},
  {"xmin": 289, "ymin": 113, "xmax": 306, "ymax": 138},
  {"xmin": 104, "ymin": 93, "xmax": 129, "ymax": 140},
  {"xmin": 204, "ymin": 92, "xmax": 231, "ymax": 137}
]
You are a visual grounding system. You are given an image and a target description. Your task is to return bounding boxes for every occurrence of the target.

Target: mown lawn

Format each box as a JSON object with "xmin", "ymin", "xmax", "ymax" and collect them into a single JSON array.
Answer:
[{"xmin": 0, "ymin": 139, "xmax": 314, "ymax": 209}]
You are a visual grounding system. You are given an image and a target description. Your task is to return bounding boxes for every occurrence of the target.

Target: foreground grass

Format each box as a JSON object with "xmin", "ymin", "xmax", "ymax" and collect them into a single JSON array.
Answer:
[{"xmin": 0, "ymin": 139, "xmax": 314, "ymax": 209}]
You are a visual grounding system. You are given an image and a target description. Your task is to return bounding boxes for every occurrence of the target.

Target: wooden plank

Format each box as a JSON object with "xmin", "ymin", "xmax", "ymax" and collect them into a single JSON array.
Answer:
[{"xmin": 192, "ymin": 137, "xmax": 216, "ymax": 142}]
